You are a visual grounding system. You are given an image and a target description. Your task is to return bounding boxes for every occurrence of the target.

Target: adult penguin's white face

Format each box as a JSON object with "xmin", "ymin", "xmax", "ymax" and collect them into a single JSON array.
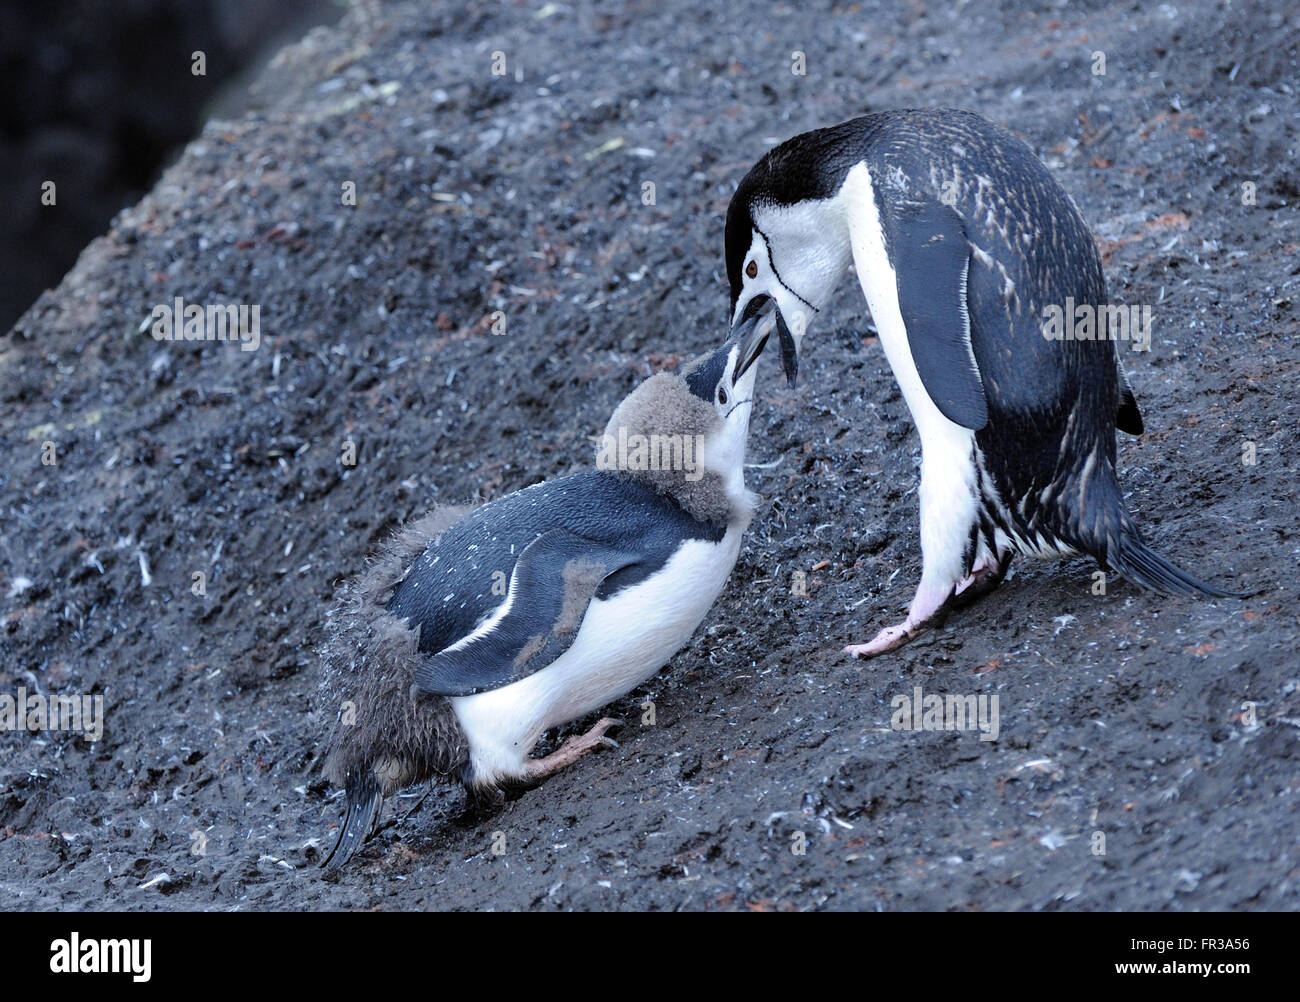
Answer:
[
  {"xmin": 726, "ymin": 201, "xmax": 850, "ymax": 386},
  {"xmin": 729, "ymin": 228, "xmax": 807, "ymax": 385}
]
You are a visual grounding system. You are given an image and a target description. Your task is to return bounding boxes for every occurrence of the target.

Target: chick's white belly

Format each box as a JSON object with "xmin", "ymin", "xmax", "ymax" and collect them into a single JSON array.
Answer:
[{"xmin": 450, "ymin": 526, "xmax": 743, "ymax": 784}]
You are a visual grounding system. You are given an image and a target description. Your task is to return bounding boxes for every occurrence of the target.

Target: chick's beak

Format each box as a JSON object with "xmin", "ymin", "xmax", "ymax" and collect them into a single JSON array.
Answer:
[{"xmin": 731, "ymin": 312, "xmax": 770, "ymax": 386}]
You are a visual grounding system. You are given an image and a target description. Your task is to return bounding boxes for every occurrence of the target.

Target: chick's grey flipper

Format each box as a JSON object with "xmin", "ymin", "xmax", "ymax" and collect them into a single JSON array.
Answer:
[
  {"xmin": 413, "ymin": 528, "xmax": 641, "ymax": 697},
  {"xmin": 880, "ymin": 198, "xmax": 989, "ymax": 431}
]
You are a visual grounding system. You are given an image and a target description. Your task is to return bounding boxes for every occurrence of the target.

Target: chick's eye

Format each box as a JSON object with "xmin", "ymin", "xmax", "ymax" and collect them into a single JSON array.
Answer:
[
  {"xmin": 745, "ymin": 260, "xmax": 758, "ymax": 279},
  {"xmin": 717, "ymin": 386, "xmax": 728, "ymax": 405}
]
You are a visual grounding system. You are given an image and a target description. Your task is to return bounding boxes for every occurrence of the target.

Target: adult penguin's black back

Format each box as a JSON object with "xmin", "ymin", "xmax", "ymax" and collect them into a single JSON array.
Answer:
[{"xmin": 899, "ymin": 112, "xmax": 1228, "ymax": 596}]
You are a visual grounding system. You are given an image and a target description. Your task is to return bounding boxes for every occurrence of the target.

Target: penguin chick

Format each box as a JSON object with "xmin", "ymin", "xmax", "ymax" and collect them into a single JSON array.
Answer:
[
  {"xmin": 723, "ymin": 108, "xmax": 1242, "ymax": 658},
  {"xmin": 317, "ymin": 318, "xmax": 772, "ymax": 869}
]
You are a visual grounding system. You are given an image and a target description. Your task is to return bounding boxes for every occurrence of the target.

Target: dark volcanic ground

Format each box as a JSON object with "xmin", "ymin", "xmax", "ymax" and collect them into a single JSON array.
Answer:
[{"xmin": 1, "ymin": 0, "xmax": 1297, "ymax": 911}]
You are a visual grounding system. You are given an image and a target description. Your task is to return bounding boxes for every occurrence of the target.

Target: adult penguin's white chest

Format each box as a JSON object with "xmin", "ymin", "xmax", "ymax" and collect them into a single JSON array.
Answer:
[
  {"xmin": 835, "ymin": 163, "xmax": 984, "ymax": 575},
  {"xmin": 838, "ymin": 161, "xmax": 980, "ymax": 475}
]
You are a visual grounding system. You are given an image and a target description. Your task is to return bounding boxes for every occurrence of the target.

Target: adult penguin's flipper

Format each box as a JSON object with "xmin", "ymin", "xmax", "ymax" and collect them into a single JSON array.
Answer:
[{"xmin": 876, "ymin": 198, "xmax": 989, "ymax": 431}]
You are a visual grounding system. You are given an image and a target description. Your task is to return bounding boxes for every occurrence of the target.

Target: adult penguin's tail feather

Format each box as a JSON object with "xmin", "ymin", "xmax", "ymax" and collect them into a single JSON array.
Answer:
[
  {"xmin": 1107, "ymin": 524, "xmax": 1246, "ymax": 599},
  {"xmin": 1069, "ymin": 464, "xmax": 1246, "ymax": 599}
]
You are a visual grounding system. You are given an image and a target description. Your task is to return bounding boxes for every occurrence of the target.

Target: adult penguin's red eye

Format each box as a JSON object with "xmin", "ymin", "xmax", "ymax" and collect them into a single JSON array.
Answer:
[{"xmin": 745, "ymin": 260, "xmax": 758, "ymax": 279}]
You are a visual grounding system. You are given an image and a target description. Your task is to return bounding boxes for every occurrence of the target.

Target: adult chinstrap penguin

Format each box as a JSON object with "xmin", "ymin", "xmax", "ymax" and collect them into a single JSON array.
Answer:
[
  {"xmin": 724, "ymin": 108, "xmax": 1241, "ymax": 659},
  {"xmin": 317, "ymin": 319, "xmax": 772, "ymax": 868}
]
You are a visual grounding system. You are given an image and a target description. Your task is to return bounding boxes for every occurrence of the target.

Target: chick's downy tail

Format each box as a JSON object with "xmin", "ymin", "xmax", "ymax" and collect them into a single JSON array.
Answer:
[{"xmin": 321, "ymin": 771, "xmax": 382, "ymax": 871}]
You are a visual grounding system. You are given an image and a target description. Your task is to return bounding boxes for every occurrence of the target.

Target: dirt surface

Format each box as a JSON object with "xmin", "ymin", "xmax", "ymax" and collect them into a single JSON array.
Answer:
[{"xmin": 2, "ymin": 0, "xmax": 1297, "ymax": 911}]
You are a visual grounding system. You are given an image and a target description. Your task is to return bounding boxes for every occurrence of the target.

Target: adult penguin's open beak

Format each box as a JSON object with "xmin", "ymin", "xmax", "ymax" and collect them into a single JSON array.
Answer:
[{"xmin": 732, "ymin": 296, "xmax": 798, "ymax": 386}]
